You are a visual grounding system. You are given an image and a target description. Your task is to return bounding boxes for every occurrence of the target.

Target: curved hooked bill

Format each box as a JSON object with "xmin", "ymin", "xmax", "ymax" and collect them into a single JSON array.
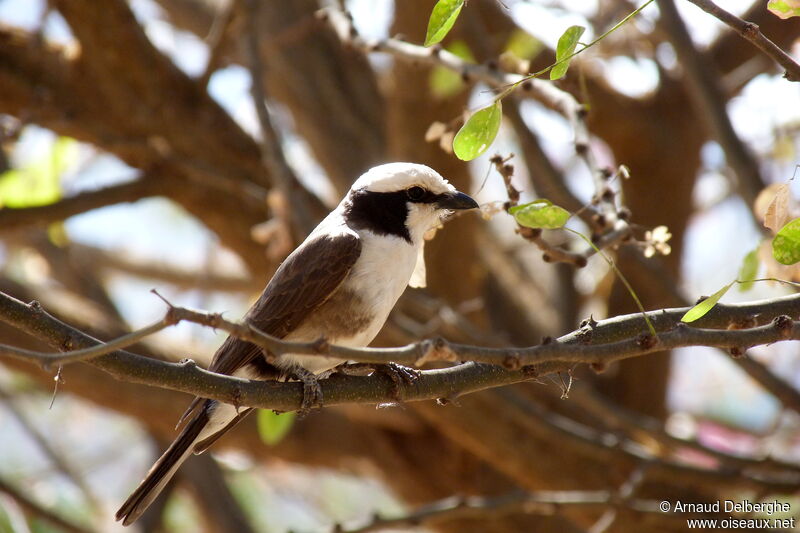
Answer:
[{"xmin": 436, "ymin": 191, "xmax": 479, "ymax": 210}]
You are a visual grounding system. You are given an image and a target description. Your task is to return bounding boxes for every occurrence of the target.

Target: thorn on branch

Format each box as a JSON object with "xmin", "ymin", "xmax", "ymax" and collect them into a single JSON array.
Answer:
[
  {"xmin": 49, "ymin": 365, "xmax": 63, "ymax": 409},
  {"xmin": 150, "ymin": 288, "xmax": 174, "ymax": 308},
  {"xmin": 773, "ymin": 315, "xmax": 793, "ymax": 339},
  {"xmin": 742, "ymin": 22, "xmax": 759, "ymax": 39},
  {"xmin": 312, "ymin": 336, "xmax": 330, "ymax": 353},
  {"xmin": 502, "ymin": 353, "xmax": 521, "ymax": 370},
  {"xmin": 729, "ymin": 346, "xmax": 745, "ymax": 358},
  {"xmin": 593, "ymin": 213, "xmax": 607, "ymax": 228},
  {"xmin": 577, "ymin": 327, "xmax": 593, "ymax": 345},
  {"xmin": 636, "ymin": 333, "xmax": 657, "ymax": 350},
  {"xmin": 519, "ymin": 226, "xmax": 542, "ymax": 238},
  {"xmin": 59, "ymin": 334, "xmax": 75, "ymax": 352},
  {"xmin": 558, "ymin": 370, "xmax": 573, "ymax": 399},
  {"xmin": 590, "ymin": 361, "xmax": 608, "ymax": 373},
  {"xmin": 728, "ymin": 315, "xmax": 758, "ymax": 330}
]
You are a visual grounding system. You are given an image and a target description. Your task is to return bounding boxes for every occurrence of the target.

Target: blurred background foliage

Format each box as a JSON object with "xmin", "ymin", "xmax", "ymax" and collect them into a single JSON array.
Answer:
[{"xmin": 0, "ymin": 0, "xmax": 799, "ymax": 531}]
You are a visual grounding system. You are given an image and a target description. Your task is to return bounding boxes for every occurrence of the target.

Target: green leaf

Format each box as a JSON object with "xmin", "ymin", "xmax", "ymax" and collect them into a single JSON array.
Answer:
[
  {"xmin": 737, "ymin": 248, "xmax": 759, "ymax": 292},
  {"xmin": 256, "ymin": 410, "xmax": 295, "ymax": 446},
  {"xmin": 429, "ymin": 41, "xmax": 474, "ymax": 98},
  {"xmin": 768, "ymin": 0, "xmax": 800, "ymax": 19},
  {"xmin": 772, "ymin": 217, "xmax": 800, "ymax": 265},
  {"xmin": 509, "ymin": 199, "xmax": 571, "ymax": 229},
  {"xmin": 550, "ymin": 25, "xmax": 585, "ymax": 80},
  {"xmin": 504, "ymin": 29, "xmax": 542, "ymax": 60},
  {"xmin": 681, "ymin": 282, "xmax": 734, "ymax": 323},
  {"xmin": 47, "ymin": 222, "xmax": 70, "ymax": 248},
  {"xmin": 0, "ymin": 136, "xmax": 76, "ymax": 208},
  {"xmin": 424, "ymin": 0, "xmax": 465, "ymax": 47},
  {"xmin": 453, "ymin": 100, "xmax": 502, "ymax": 161}
]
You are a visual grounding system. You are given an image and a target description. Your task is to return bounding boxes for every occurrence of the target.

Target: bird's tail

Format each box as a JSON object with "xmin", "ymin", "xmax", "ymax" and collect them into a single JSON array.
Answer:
[{"xmin": 115, "ymin": 406, "xmax": 210, "ymax": 526}]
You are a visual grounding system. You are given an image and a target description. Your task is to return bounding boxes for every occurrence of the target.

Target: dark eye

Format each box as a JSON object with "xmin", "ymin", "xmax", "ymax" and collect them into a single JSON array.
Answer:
[{"xmin": 406, "ymin": 186, "xmax": 425, "ymax": 201}]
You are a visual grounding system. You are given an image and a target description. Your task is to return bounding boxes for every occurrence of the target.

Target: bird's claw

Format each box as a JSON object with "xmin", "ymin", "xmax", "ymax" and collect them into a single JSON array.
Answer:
[
  {"xmin": 292, "ymin": 368, "xmax": 323, "ymax": 417},
  {"xmin": 375, "ymin": 362, "xmax": 420, "ymax": 400}
]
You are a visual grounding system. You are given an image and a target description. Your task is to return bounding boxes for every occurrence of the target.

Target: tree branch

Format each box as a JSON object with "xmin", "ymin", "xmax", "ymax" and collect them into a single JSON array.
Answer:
[
  {"xmin": 69, "ymin": 244, "xmax": 256, "ymax": 292},
  {"xmin": 241, "ymin": 0, "xmax": 318, "ymax": 237},
  {"xmin": 658, "ymin": 0, "xmax": 765, "ymax": 206},
  {"xmin": 685, "ymin": 0, "xmax": 800, "ymax": 82},
  {"xmin": 490, "ymin": 155, "xmax": 632, "ymax": 267},
  {"xmin": 321, "ymin": 7, "xmax": 584, "ymax": 146},
  {"xmin": 340, "ymin": 489, "xmax": 667, "ymax": 533},
  {"xmin": 0, "ymin": 176, "xmax": 159, "ymax": 232},
  {"xmin": 1, "ymin": 289, "xmax": 799, "ymax": 413}
]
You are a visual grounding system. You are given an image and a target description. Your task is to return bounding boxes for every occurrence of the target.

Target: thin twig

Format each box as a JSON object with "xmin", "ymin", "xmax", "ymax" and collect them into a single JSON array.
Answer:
[
  {"xmin": 340, "ymin": 489, "xmax": 665, "ymax": 533},
  {"xmin": 197, "ymin": 0, "xmax": 235, "ymax": 88},
  {"xmin": 0, "ymin": 176, "xmax": 158, "ymax": 232},
  {"xmin": 241, "ymin": 0, "xmax": 316, "ymax": 237},
  {"xmin": 588, "ymin": 465, "xmax": 649, "ymax": 533},
  {"xmin": 491, "ymin": 155, "xmax": 632, "ymax": 267},
  {"xmin": 684, "ymin": 0, "xmax": 800, "ymax": 82},
  {"xmin": 321, "ymin": 7, "xmax": 583, "ymax": 143},
  {"xmin": 71, "ymin": 243, "xmax": 256, "ymax": 292},
  {"xmin": 571, "ymin": 385, "xmax": 800, "ymax": 477},
  {"xmin": 658, "ymin": 0, "xmax": 765, "ymax": 206}
]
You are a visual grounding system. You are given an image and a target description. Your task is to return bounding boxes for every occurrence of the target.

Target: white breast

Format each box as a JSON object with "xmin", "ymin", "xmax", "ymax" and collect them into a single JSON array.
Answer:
[
  {"xmin": 279, "ymin": 228, "xmax": 418, "ymax": 375},
  {"xmin": 339, "ymin": 229, "xmax": 418, "ymax": 343}
]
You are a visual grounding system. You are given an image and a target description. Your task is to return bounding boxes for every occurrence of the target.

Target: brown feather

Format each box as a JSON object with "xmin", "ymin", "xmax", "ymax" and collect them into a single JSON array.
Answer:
[
  {"xmin": 118, "ymin": 231, "xmax": 361, "ymax": 525},
  {"xmin": 208, "ymin": 231, "xmax": 361, "ymax": 376}
]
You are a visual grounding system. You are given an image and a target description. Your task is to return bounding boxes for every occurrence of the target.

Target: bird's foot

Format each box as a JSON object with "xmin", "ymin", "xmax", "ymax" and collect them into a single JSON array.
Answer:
[
  {"xmin": 374, "ymin": 362, "xmax": 420, "ymax": 401},
  {"xmin": 292, "ymin": 367, "xmax": 323, "ymax": 417},
  {"xmin": 335, "ymin": 362, "xmax": 374, "ymax": 376}
]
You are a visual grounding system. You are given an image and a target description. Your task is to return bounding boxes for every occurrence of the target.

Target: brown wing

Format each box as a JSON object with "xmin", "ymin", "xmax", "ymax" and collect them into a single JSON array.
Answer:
[{"xmin": 207, "ymin": 230, "xmax": 361, "ymax": 376}]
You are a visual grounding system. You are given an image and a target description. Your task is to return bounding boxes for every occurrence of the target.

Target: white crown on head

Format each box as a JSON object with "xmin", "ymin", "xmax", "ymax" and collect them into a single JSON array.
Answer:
[{"xmin": 351, "ymin": 163, "xmax": 455, "ymax": 195}]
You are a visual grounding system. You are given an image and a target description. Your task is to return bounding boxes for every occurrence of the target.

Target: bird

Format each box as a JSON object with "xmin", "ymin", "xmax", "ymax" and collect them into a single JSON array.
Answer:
[{"xmin": 115, "ymin": 162, "xmax": 479, "ymax": 525}]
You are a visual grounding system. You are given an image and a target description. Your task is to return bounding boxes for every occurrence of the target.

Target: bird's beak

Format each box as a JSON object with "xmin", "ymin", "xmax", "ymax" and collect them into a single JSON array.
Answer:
[{"xmin": 437, "ymin": 191, "xmax": 479, "ymax": 210}]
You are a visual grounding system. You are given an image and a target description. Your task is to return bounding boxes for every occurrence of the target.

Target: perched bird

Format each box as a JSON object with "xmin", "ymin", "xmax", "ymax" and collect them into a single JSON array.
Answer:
[{"xmin": 116, "ymin": 162, "xmax": 478, "ymax": 525}]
